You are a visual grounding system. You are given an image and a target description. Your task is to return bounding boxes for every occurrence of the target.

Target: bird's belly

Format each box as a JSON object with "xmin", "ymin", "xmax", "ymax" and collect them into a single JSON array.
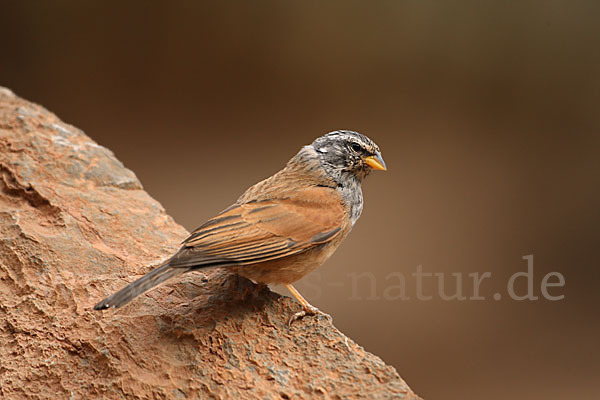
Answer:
[{"xmin": 233, "ymin": 241, "xmax": 339, "ymax": 285}]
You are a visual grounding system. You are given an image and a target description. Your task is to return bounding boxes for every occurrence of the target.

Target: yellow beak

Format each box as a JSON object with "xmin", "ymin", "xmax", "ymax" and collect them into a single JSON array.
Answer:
[{"xmin": 363, "ymin": 152, "xmax": 387, "ymax": 171}]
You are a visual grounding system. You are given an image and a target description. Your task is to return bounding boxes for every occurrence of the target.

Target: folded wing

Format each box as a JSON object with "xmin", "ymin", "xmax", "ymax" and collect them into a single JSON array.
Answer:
[{"xmin": 168, "ymin": 186, "xmax": 345, "ymax": 268}]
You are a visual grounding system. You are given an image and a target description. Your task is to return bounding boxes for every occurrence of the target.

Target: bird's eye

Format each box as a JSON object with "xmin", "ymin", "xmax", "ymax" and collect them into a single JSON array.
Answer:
[{"xmin": 350, "ymin": 143, "xmax": 361, "ymax": 152}]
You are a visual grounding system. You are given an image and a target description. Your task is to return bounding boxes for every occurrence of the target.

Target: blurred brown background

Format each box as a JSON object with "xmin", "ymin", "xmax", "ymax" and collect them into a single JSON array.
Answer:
[{"xmin": 1, "ymin": 1, "xmax": 599, "ymax": 399}]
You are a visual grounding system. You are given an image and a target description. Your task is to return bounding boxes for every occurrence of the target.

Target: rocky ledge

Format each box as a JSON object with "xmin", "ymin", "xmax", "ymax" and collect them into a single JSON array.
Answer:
[{"xmin": 0, "ymin": 87, "xmax": 420, "ymax": 399}]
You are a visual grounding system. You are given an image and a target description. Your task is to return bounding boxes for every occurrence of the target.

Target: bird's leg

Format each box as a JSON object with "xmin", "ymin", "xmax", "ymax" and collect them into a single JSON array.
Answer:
[{"xmin": 285, "ymin": 284, "xmax": 332, "ymax": 326}]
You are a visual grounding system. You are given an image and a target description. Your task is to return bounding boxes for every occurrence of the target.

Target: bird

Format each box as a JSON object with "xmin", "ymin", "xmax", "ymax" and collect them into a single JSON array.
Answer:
[{"xmin": 94, "ymin": 130, "xmax": 386, "ymax": 324}]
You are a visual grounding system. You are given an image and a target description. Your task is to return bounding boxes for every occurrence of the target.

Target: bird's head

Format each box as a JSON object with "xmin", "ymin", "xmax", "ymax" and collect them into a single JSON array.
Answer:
[{"xmin": 311, "ymin": 130, "xmax": 387, "ymax": 181}]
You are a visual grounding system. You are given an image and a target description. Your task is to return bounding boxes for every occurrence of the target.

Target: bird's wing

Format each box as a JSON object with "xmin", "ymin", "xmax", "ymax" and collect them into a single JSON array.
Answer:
[{"xmin": 167, "ymin": 186, "xmax": 346, "ymax": 268}]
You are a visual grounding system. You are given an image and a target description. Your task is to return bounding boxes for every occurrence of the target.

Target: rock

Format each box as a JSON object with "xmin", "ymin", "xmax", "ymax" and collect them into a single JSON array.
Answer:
[{"xmin": 0, "ymin": 87, "xmax": 421, "ymax": 399}]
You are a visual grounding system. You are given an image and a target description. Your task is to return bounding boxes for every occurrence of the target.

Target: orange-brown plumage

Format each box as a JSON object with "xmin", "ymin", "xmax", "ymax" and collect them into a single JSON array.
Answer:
[{"xmin": 94, "ymin": 130, "xmax": 386, "ymax": 323}]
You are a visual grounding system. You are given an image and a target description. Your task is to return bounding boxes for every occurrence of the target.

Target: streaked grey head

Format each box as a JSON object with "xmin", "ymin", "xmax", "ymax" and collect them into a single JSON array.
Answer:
[{"xmin": 311, "ymin": 130, "xmax": 386, "ymax": 182}]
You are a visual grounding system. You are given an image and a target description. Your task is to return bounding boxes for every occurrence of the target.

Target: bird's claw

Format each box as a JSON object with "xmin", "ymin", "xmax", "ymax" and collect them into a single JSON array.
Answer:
[{"xmin": 288, "ymin": 305, "xmax": 332, "ymax": 326}]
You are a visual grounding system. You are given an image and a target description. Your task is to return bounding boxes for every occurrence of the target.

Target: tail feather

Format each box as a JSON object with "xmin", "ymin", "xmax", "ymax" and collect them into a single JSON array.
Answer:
[{"xmin": 94, "ymin": 263, "xmax": 188, "ymax": 310}]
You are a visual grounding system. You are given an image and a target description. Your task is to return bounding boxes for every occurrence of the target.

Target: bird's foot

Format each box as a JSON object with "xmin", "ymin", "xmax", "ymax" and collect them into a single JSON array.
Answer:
[{"xmin": 288, "ymin": 304, "xmax": 332, "ymax": 326}]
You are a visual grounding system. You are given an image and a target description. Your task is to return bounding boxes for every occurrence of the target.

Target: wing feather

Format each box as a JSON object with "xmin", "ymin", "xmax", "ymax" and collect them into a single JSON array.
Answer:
[{"xmin": 170, "ymin": 186, "xmax": 345, "ymax": 268}]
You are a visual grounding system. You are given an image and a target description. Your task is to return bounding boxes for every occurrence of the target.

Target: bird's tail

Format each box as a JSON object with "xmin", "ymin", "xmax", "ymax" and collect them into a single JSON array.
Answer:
[{"xmin": 93, "ymin": 262, "xmax": 188, "ymax": 310}]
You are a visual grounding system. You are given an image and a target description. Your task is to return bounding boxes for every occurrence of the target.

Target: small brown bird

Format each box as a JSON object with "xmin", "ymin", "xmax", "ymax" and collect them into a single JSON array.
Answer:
[{"xmin": 94, "ymin": 130, "xmax": 386, "ymax": 323}]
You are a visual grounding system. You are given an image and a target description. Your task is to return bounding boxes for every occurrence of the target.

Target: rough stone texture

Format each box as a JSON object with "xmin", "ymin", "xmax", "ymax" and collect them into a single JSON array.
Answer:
[{"xmin": 0, "ymin": 87, "xmax": 421, "ymax": 400}]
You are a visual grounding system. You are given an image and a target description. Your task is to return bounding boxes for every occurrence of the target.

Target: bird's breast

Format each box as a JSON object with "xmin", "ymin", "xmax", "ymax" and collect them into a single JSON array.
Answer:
[{"xmin": 337, "ymin": 181, "xmax": 363, "ymax": 227}]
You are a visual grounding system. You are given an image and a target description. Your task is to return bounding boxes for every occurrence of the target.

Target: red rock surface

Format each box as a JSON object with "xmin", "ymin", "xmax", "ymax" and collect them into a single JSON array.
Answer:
[{"xmin": 0, "ymin": 87, "xmax": 421, "ymax": 399}]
